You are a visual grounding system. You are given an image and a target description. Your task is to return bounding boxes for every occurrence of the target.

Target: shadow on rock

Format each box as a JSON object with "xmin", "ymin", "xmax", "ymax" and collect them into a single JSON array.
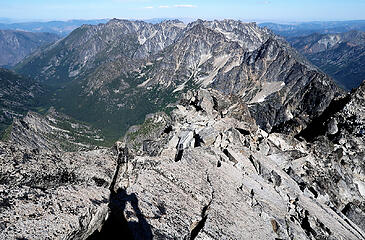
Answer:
[{"xmin": 88, "ymin": 188, "xmax": 153, "ymax": 240}]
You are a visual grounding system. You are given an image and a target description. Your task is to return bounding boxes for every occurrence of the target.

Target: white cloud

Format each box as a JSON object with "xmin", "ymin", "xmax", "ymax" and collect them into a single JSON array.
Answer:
[
  {"xmin": 159, "ymin": 5, "xmax": 170, "ymax": 8},
  {"xmin": 144, "ymin": 6, "xmax": 154, "ymax": 9},
  {"xmin": 174, "ymin": 4, "xmax": 197, "ymax": 8}
]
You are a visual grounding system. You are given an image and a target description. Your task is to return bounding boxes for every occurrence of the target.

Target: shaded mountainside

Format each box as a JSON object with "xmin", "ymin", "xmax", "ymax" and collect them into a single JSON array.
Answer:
[
  {"xmin": 15, "ymin": 19, "xmax": 342, "ymax": 142},
  {"xmin": 289, "ymin": 30, "xmax": 365, "ymax": 90},
  {"xmin": 0, "ymin": 68, "xmax": 42, "ymax": 138},
  {"xmin": 0, "ymin": 68, "xmax": 108, "ymax": 149},
  {"xmin": 0, "ymin": 30, "xmax": 60, "ymax": 67}
]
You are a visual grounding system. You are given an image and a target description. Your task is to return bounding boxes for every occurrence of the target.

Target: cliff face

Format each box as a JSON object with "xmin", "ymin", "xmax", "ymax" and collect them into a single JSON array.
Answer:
[{"xmin": 0, "ymin": 30, "xmax": 59, "ymax": 67}]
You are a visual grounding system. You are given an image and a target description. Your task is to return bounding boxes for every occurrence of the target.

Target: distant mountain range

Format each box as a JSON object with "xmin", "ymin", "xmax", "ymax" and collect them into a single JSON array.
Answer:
[
  {"xmin": 259, "ymin": 20, "xmax": 365, "ymax": 37},
  {"xmin": 2, "ymin": 19, "xmax": 365, "ymax": 38},
  {"xmin": 0, "ymin": 18, "xmax": 196, "ymax": 36},
  {"xmin": 0, "ymin": 30, "xmax": 60, "ymax": 67},
  {"xmin": 0, "ymin": 19, "xmax": 109, "ymax": 36},
  {"xmin": 288, "ymin": 30, "xmax": 365, "ymax": 90}
]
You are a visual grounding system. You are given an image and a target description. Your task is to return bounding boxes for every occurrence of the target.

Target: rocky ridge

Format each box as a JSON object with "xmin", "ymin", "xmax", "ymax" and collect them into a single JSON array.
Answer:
[
  {"xmin": 0, "ymin": 68, "xmax": 42, "ymax": 138},
  {"xmin": 1, "ymin": 84, "xmax": 364, "ymax": 239},
  {"xmin": 89, "ymin": 87, "xmax": 365, "ymax": 239},
  {"xmin": 8, "ymin": 108, "xmax": 107, "ymax": 152}
]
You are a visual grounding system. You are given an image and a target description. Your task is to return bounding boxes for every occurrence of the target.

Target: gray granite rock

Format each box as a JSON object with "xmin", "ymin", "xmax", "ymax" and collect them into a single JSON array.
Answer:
[
  {"xmin": 0, "ymin": 142, "xmax": 117, "ymax": 240},
  {"xmin": 104, "ymin": 89, "xmax": 365, "ymax": 240}
]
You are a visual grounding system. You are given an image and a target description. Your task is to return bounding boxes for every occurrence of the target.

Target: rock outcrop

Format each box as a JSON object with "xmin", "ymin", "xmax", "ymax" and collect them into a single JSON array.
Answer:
[
  {"xmin": 89, "ymin": 88, "xmax": 365, "ymax": 239},
  {"xmin": 0, "ymin": 142, "xmax": 117, "ymax": 239},
  {"xmin": 296, "ymin": 81, "xmax": 365, "ymax": 231}
]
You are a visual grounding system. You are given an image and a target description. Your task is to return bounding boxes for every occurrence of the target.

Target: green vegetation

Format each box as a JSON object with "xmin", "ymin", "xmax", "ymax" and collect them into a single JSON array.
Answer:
[
  {"xmin": 10, "ymin": 25, "xmax": 202, "ymax": 147},
  {"xmin": 124, "ymin": 117, "xmax": 165, "ymax": 152},
  {"xmin": 0, "ymin": 123, "xmax": 12, "ymax": 141},
  {"xmin": 125, "ymin": 118, "xmax": 161, "ymax": 142}
]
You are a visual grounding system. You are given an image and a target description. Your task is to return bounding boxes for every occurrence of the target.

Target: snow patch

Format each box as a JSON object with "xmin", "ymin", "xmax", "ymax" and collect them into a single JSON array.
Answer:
[
  {"xmin": 199, "ymin": 53, "xmax": 212, "ymax": 66},
  {"xmin": 354, "ymin": 178, "xmax": 365, "ymax": 197},
  {"xmin": 250, "ymin": 81, "xmax": 285, "ymax": 104},
  {"xmin": 198, "ymin": 55, "xmax": 230, "ymax": 87}
]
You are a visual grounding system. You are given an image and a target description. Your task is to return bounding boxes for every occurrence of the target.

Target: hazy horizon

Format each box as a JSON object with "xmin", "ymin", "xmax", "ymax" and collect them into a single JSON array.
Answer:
[
  {"xmin": 1, "ymin": 17, "xmax": 365, "ymax": 25},
  {"xmin": 1, "ymin": 0, "xmax": 365, "ymax": 23}
]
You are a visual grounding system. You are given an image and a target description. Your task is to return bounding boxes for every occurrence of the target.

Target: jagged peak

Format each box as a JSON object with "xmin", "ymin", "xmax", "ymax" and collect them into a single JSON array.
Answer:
[{"xmin": 159, "ymin": 19, "xmax": 185, "ymax": 25}]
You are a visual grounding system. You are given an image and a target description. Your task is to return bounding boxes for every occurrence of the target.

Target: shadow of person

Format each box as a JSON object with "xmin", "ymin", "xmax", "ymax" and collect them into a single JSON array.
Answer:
[{"xmin": 88, "ymin": 188, "xmax": 153, "ymax": 240}]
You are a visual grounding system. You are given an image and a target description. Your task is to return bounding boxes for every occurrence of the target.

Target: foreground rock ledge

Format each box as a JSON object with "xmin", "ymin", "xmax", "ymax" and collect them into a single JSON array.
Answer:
[
  {"xmin": 92, "ymin": 89, "xmax": 365, "ymax": 240},
  {"xmin": 1, "ymin": 87, "xmax": 365, "ymax": 239},
  {"xmin": 0, "ymin": 143, "xmax": 117, "ymax": 239}
]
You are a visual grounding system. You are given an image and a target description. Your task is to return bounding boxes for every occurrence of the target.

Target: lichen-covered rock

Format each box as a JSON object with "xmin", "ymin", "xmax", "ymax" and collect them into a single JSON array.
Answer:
[{"xmin": 0, "ymin": 142, "xmax": 117, "ymax": 240}]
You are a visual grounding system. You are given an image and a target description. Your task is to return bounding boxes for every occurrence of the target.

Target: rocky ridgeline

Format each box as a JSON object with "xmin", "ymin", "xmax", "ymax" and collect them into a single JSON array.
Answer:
[
  {"xmin": 93, "ymin": 88, "xmax": 364, "ymax": 239},
  {"xmin": 8, "ymin": 108, "xmax": 106, "ymax": 152},
  {"xmin": 1, "ymin": 85, "xmax": 365, "ymax": 239},
  {"xmin": 0, "ymin": 68, "xmax": 42, "ymax": 137}
]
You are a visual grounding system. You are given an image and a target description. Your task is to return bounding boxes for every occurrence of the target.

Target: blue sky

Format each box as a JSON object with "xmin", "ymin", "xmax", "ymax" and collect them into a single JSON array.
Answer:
[{"xmin": 1, "ymin": 0, "xmax": 365, "ymax": 22}]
